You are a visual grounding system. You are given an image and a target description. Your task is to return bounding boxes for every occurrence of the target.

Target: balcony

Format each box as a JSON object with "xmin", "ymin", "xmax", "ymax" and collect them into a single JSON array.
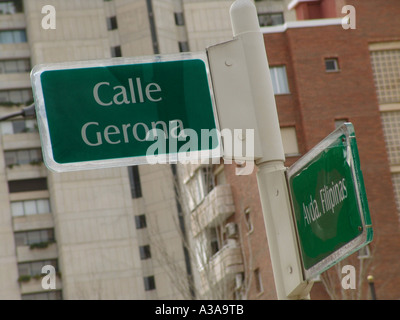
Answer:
[
  {"xmin": 16, "ymin": 242, "xmax": 58, "ymax": 263},
  {"xmin": 0, "ymin": 72, "xmax": 30, "ymax": 90},
  {"xmin": 19, "ymin": 274, "xmax": 62, "ymax": 295},
  {"xmin": 0, "ymin": 42, "xmax": 30, "ymax": 60},
  {"xmin": 191, "ymin": 184, "xmax": 235, "ymax": 236},
  {"xmin": 2, "ymin": 132, "xmax": 41, "ymax": 150},
  {"xmin": 6, "ymin": 162, "xmax": 47, "ymax": 180},
  {"xmin": 198, "ymin": 240, "xmax": 244, "ymax": 297}
]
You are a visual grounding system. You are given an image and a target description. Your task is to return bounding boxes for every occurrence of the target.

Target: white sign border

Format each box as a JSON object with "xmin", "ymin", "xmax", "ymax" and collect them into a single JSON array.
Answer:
[
  {"xmin": 31, "ymin": 52, "xmax": 222, "ymax": 172},
  {"xmin": 286, "ymin": 123, "xmax": 373, "ymax": 281}
]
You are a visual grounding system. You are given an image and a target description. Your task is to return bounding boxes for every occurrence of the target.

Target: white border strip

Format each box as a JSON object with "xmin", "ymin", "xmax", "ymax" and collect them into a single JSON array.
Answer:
[
  {"xmin": 288, "ymin": 0, "xmax": 321, "ymax": 11},
  {"xmin": 261, "ymin": 18, "xmax": 343, "ymax": 34}
]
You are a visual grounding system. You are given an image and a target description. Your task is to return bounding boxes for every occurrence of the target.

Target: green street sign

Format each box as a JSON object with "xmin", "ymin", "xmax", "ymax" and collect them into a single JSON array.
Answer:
[
  {"xmin": 287, "ymin": 123, "xmax": 373, "ymax": 280},
  {"xmin": 31, "ymin": 53, "xmax": 220, "ymax": 172}
]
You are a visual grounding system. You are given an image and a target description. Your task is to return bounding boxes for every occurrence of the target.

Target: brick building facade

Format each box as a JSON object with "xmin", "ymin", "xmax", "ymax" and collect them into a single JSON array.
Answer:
[{"xmin": 224, "ymin": 0, "xmax": 400, "ymax": 299}]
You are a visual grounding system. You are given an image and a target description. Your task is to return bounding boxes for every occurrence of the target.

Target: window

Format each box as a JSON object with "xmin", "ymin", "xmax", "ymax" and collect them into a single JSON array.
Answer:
[
  {"xmin": 0, "ymin": 29, "xmax": 27, "ymax": 44},
  {"xmin": 111, "ymin": 45, "xmax": 122, "ymax": 57},
  {"xmin": 10, "ymin": 199, "xmax": 50, "ymax": 217},
  {"xmin": 325, "ymin": 58, "xmax": 339, "ymax": 72},
  {"xmin": 22, "ymin": 291, "xmax": 62, "ymax": 300},
  {"xmin": 14, "ymin": 229, "xmax": 55, "ymax": 246},
  {"xmin": 187, "ymin": 166, "xmax": 215, "ymax": 210},
  {"xmin": 254, "ymin": 268, "xmax": 263, "ymax": 293},
  {"xmin": 135, "ymin": 214, "xmax": 147, "ymax": 229},
  {"xmin": 280, "ymin": 127, "xmax": 299, "ymax": 156},
  {"xmin": 258, "ymin": 12, "xmax": 284, "ymax": 27},
  {"xmin": 146, "ymin": 0, "xmax": 159, "ymax": 54},
  {"xmin": 18, "ymin": 259, "xmax": 58, "ymax": 277},
  {"xmin": 0, "ymin": 119, "xmax": 37, "ymax": 135},
  {"xmin": 139, "ymin": 245, "xmax": 151, "ymax": 260},
  {"xmin": 128, "ymin": 166, "xmax": 142, "ymax": 198},
  {"xmin": 0, "ymin": 59, "xmax": 30, "ymax": 74},
  {"xmin": 178, "ymin": 41, "xmax": 189, "ymax": 52},
  {"xmin": 270, "ymin": 66, "xmax": 290, "ymax": 94},
  {"xmin": 244, "ymin": 207, "xmax": 253, "ymax": 233},
  {"xmin": 8, "ymin": 178, "xmax": 47, "ymax": 193},
  {"xmin": 144, "ymin": 276, "xmax": 156, "ymax": 291},
  {"xmin": 174, "ymin": 12, "xmax": 185, "ymax": 26},
  {"xmin": 209, "ymin": 227, "xmax": 220, "ymax": 256},
  {"xmin": 202, "ymin": 167, "xmax": 214, "ymax": 195},
  {"xmin": 5, "ymin": 148, "xmax": 42, "ymax": 167},
  {"xmin": 0, "ymin": 88, "xmax": 33, "ymax": 104},
  {"xmin": 106, "ymin": 16, "xmax": 118, "ymax": 30},
  {"xmin": 0, "ymin": 0, "xmax": 23, "ymax": 14}
]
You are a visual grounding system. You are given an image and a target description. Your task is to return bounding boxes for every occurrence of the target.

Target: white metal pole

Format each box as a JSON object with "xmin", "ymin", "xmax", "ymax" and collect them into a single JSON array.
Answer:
[{"xmin": 229, "ymin": 0, "xmax": 313, "ymax": 299}]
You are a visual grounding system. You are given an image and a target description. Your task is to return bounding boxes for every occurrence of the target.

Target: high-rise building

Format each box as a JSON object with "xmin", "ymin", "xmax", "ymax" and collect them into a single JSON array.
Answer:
[{"xmin": 0, "ymin": 0, "xmax": 193, "ymax": 300}]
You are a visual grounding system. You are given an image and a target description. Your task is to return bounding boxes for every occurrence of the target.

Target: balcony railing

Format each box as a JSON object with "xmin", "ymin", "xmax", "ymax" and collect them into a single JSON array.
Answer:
[
  {"xmin": 19, "ymin": 274, "xmax": 62, "ymax": 295},
  {"xmin": 191, "ymin": 184, "xmax": 235, "ymax": 236},
  {"xmin": 198, "ymin": 240, "xmax": 244, "ymax": 297}
]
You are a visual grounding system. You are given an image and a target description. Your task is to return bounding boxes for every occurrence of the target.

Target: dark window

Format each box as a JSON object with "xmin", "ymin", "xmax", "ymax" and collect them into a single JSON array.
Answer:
[
  {"xmin": 139, "ymin": 245, "xmax": 151, "ymax": 260},
  {"xmin": 0, "ymin": 88, "xmax": 33, "ymax": 104},
  {"xmin": 18, "ymin": 259, "xmax": 58, "ymax": 277},
  {"xmin": 325, "ymin": 58, "xmax": 339, "ymax": 72},
  {"xmin": 209, "ymin": 227, "xmax": 220, "ymax": 256},
  {"xmin": 144, "ymin": 276, "xmax": 156, "ymax": 291},
  {"xmin": 135, "ymin": 214, "xmax": 147, "ymax": 229},
  {"xmin": 178, "ymin": 41, "xmax": 189, "ymax": 52},
  {"xmin": 0, "ymin": 59, "xmax": 31, "ymax": 74},
  {"xmin": 5, "ymin": 148, "xmax": 42, "ymax": 166},
  {"xmin": 146, "ymin": 0, "xmax": 159, "ymax": 54},
  {"xmin": 8, "ymin": 178, "xmax": 47, "ymax": 193},
  {"xmin": 128, "ymin": 166, "xmax": 142, "ymax": 198},
  {"xmin": 12, "ymin": 119, "xmax": 25, "ymax": 133},
  {"xmin": 111, "ymin": 45, "xmax": 122, "ymax": 57},
  {"xmin": 0, "ymin": 0, "xmax": 23, "ymax": 14},
  {"xmin": 202, "ymin": 166, "xmax": 215, "ymax": 195},
  {"xmin": 174, "ymin": 12, "xmax": 185, "ymax": 26},
  {"xmin": 107, "ymin": 16, "xmax": 118, "ymax": 30}
]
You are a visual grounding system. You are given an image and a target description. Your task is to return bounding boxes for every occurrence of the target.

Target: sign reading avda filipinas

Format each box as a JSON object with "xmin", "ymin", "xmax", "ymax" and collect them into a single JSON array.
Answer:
[
  {"xmin": 31, "ymin": 53, "xmax": 220, "ymax": 172},
  {"xmin": 287, "ymin": 123, "xmax": 373, "ymax": 280}
]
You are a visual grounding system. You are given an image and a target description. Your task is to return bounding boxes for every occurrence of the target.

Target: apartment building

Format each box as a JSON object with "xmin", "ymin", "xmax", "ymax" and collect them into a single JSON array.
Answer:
[
  {"xmin": 0, "ymin": 0, "xmax": 187, "ymax": 300},
  {"xmin": 0, "ymin": 0, "xmax": 297, "ymax": 300},
  {"xmin": 217, "ymin": 0, "xmax": 400, "ymax": 299},
  {"xmin": 176, "ymin": 0, "xmax": 400, "ymax": 301}
]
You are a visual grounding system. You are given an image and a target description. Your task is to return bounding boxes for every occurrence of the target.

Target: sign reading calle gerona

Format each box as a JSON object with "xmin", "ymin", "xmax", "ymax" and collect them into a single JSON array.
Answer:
[{"xmin": 31, "ymin": 53, "xmax": 221, "ymax": 172}]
